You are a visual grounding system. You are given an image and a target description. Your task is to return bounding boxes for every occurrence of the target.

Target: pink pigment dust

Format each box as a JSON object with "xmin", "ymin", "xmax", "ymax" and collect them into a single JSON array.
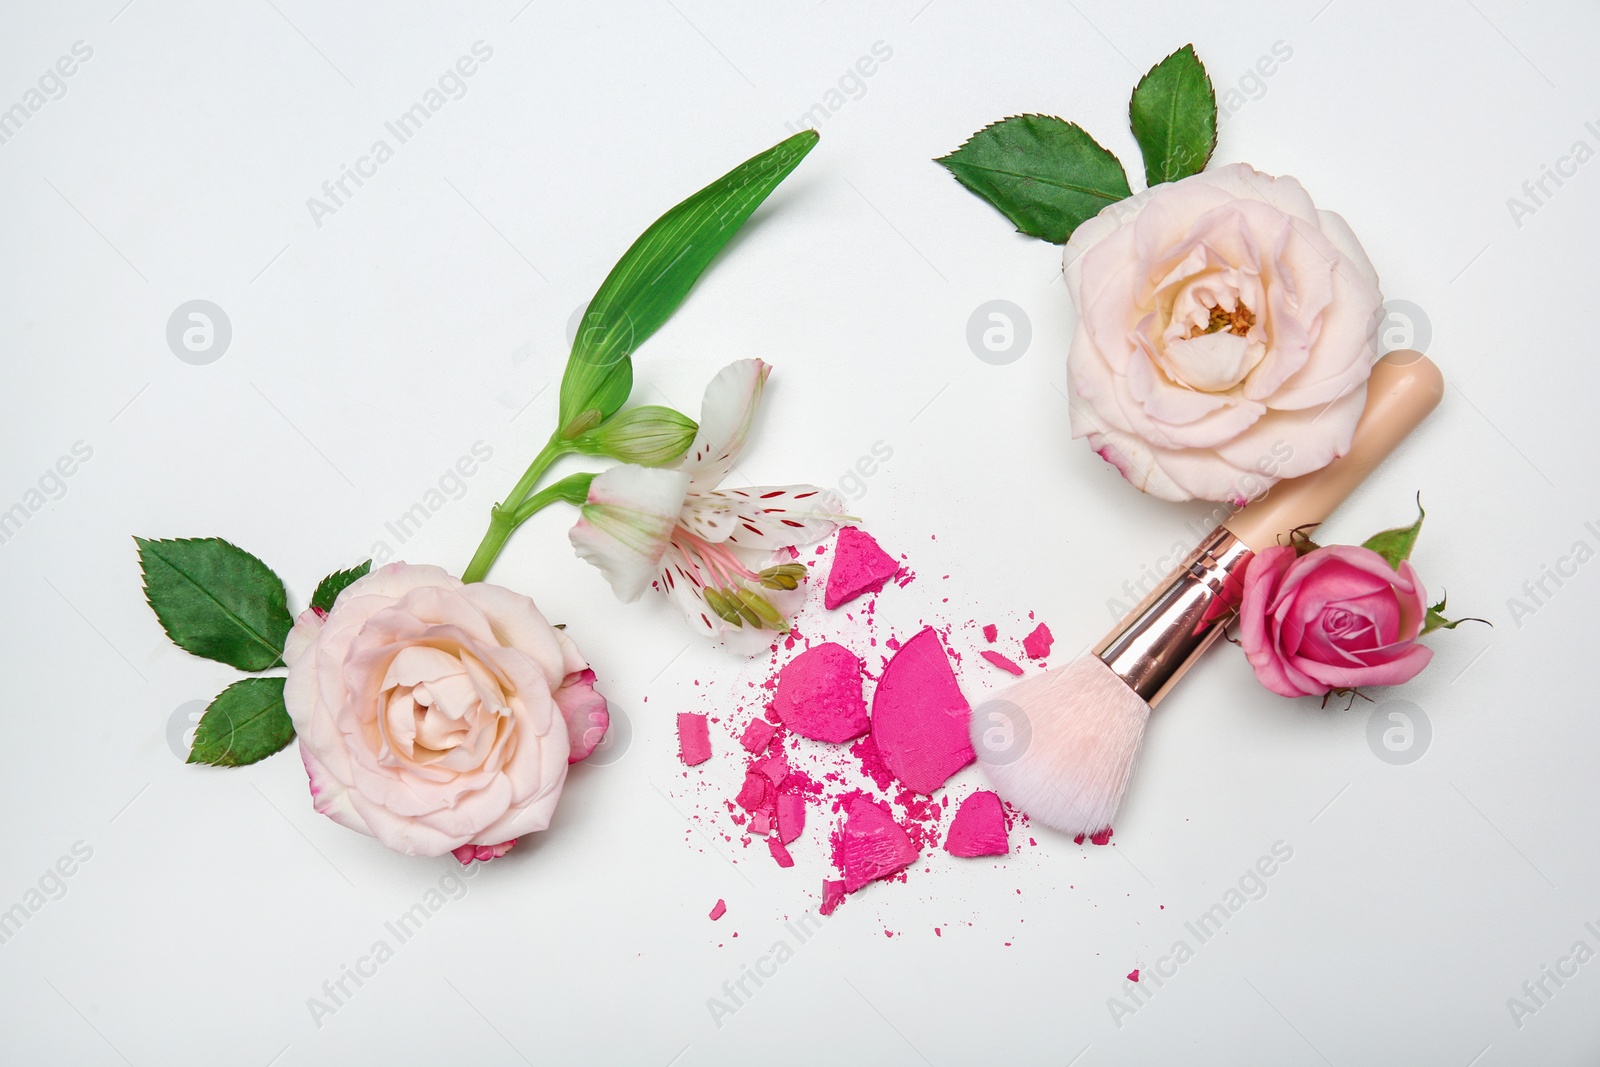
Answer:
[{"xmin": 662, "ymin": 527, "xmax": 1068, "ymax": 929}]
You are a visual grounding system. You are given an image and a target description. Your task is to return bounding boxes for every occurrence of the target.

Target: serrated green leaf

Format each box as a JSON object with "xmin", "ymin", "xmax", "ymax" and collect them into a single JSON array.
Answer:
[
  {"xmin": 136, "ymin": 537, "xmax": 292, "ymax": 670},
  {"xmin": 1129, "ymin": 44, "xmax": 1217, "ymax": 187},
  {"xmin": 1361, "ymin": 498, "xmax": 1426, "ymax": 569},
  {"xmin": 935, "ymin": 114, "xmax": 1132, "ymax": 243},
  {"xmin": 558, "ymin": 130, "xmax": 820, "ymax": 435},
  {"xmin": 188, "ymin": 677, "xmax": 294, "ymax": 767},
  {"xmin": 310, "ymin": 560, "xmax": 371, "ymax": 613}
]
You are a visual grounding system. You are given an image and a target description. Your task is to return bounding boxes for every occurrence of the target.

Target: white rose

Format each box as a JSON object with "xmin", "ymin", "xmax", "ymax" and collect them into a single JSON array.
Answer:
[
  {"xmin": 283, "ymin": 563, "xmax": 607, "ymax": 859},
  {"xmin": 1064, "ymin": 163, "xmax": 1383, "ymax": 503}
]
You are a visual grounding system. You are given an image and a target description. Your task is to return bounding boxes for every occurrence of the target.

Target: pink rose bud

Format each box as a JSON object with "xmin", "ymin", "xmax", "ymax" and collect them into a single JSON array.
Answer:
[{"xmin": 1238, "ymin": 545, "xmax": 1433, "ymax": 697}]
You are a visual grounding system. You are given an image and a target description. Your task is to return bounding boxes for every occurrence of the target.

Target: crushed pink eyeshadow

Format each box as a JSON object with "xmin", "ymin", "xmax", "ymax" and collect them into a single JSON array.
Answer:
[
  {"xmin": 825, "ymin": 526, "xmax": 901, "ymax": 609},
  {"xmin": 870, "ymin": 627, "xmax": 975, "ymax": 794},
  {"xmin": 945, "ymin": 791, "xmax": 1009, "ymax": 857},
  {"xmin": 979, "ymin": 650, "xmax": 1024, "ymax": 676},
  {"xmin": 768, "ymin": 838, "xmax": 795, "ymax": 868},
  {"xmin": 677, "ymin": 713, "xmax": 711, "ymax": 766},
  {"xmin": 771, "ymin": 642, "xmax": 869, "ymax": 743},
  {"xmin": 1022, "ymin": 622, "xmax": 1054, "ymax": 659},
  {"xmin": 819, "ymin": 879, "xmax": 846, "ymax": 916},
  {"xmin": 1127, "ymin": 969, "xmax": 1140, "ymax": 982},
  {"xmin": 838, "ymin": 796, "xmax": 918, "ymax": 893},
  {"xmin": 982, "ymin": 624, "xmax": 998, "ymax": 642},
  {"xmin": 1089, "ymin": 827, "xmax": 1113, "ymax": 846},
  {"xmin": 739, "ymin": 717, "xmax": 777, "ymax": 754},
  {"xmin": 776, "ymin": 793, "xmax": 806, "ymax": 844},
  {"xmin": 709, "ymin": 899, "xmax": 727, "ymax": 921}
]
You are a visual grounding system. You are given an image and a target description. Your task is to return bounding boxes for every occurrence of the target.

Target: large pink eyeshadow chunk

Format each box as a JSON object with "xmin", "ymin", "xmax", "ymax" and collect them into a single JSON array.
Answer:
[
  {"xmin": 739, "ymin": 718, "xmax": 777, "ymax": 754},
  {"xmin": 771, "ymin": 642, "xmax": 870, "ymax": 743},
  {"xmin": 677, "ymin": 713, "xmax": 711, "ymax": 766},
  {"xmin": 869, "ymin": 627, "xmax": 975, "ymax": 794},
  {"xmin": 1023, "ymin": 622, "xmax": 1054, "ymax": 659},
  {"xmin": 819, "ymin": 879, "xmax": 846, "ymax": 916},
  {"xmin": 841, "ymin": 796, "xmax": 918, "ymax": 893},
  {"xmin": 944, "ymin": 790, "xmax": 1009, "ymax": 857},
  {"xmin": 825, "ymin": 526, "xmax": 900, "ymax": 609}
]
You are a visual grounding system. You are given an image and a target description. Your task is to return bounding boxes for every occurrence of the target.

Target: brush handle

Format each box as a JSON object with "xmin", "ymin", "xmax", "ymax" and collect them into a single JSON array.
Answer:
[
  {"xmin": 1224, "ymin": 350, "xmax": 1445, "ymax": 551},
  {"xmin": 1093, "ymin": 349, "xmax": 1443, "ymax": 705}
]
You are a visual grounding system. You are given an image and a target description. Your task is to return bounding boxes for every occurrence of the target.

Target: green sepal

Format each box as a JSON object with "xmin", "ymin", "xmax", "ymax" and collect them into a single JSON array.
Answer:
[
  {"xmin": 136, "ymin": 537, "xmax": 292, "ymax": 671},
  {"xmin": 935, "ymin": 114, "xmax": 1132, "ymax": 243},
  {"xmin": 1361, "ymin": 496, "xmax": 1425, "ymax": 569},
  {"xmin": 310, "ymin": 560, "xmax": 371, "ymax": 614},
  {"xmin": 188, "ymin": 677, "xmax": 295, "ymax": 767},
  {"xmin": 1128, "ymin": 44, "xmax": 1218, "ymax": 187},
  {"xmin": 1421, "ymin": 594, "xmax": 1489, "ymax": 636}
]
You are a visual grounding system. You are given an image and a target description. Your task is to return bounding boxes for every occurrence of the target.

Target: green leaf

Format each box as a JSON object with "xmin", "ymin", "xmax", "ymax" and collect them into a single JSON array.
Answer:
[
  {"xmin": 558, "ymin": 129, "xmax": 820, "ymax": 435},
  {"xmin": 1361, "ymin": 497, "xmax": 1425, "ymax": 569},
  {"xmin": 188, "ymin": 677, "xmax": 295, "ymax": 767},
  {"xmin": 1128, "ymin": 44, "xmax": 1218, "ymax": 187},
  {"xmin": 136, "ymin": 537, "xmax": 292, "ymax": 670},
  {"xmin": 935, "ymin": 114, "xmax": 1132, "ymax": 243},
  {"xmin": 1421, "ymin": 595, "xmax": 1490, "ymax": 636},
  {"xmin": 310, "ymin": 560, "xmax": 371, "ymax": 613},
  {"xmin": 571, "ymin": 405, "xmax": 698, "ymax": 466}
]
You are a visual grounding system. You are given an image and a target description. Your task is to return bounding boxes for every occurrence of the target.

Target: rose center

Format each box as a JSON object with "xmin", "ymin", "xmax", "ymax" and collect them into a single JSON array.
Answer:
[
  {"xmin": 1186, "ymin": 301, "xmax": 1256, "ymax": 339},
  {"xmin": 1321, "ymin": 608, "xmax": 1369, "ymax": 641}
]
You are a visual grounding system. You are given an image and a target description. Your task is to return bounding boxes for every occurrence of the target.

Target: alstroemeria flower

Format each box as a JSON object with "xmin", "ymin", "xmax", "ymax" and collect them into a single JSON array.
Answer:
[{"xmin": 569, "ymin": 359, "xmax": 844, "ymax": 653}]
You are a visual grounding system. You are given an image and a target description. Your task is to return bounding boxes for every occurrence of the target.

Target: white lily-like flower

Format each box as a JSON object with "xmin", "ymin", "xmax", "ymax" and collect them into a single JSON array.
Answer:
[{"xmin": 569, "ymin": 359, "xmax": 844, "ymax": 653}]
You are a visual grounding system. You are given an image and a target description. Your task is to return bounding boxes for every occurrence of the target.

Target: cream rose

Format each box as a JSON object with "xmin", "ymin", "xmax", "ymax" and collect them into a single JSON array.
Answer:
[
  {"xmin": 283, "ymin": 563, "xmax": 608, "ymax": 858},
  {"xmin": 1064, "ymin": 163, "xmax": 1383, "ymax": 503}
]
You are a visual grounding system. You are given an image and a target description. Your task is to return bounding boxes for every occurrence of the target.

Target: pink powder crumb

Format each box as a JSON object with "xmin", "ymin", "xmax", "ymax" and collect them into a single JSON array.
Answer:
[
  {"xmin": 749, "ymin": 811, "xmax": 771, "ymax": 836},
  {"xmin": 772, "ymin": 642, "xmax": 869, "ymax": 743},
  {"xmin": 1022, "ymin": 623, "xmax": 1054, "ymax": 659},
  {"xmin": 752, "ymin": 750, "xmax": 789, "ymax": 787},
  {"xmin": 776, "ymin": 793, "xmax": 806, "ymax": 844},
  {"xmin": 934, "ymin": 928, "xmax": 942, "ymax": 937},
  {"xmin": 736, "ymin": 771, "xmax": 774, "ymax": 812},
  {"xmin": 677, "ymin": 713, "xmax": 711, "ymax": 766},
  {"xmin": 819, "ymin": 879, "xmax": 846, "ymax": 916},
  {"xmin": 1073, "ymin": 834, "xmax": 1085, "ymax": 845},
  {"xmin": 1127, "ymin": 969, "xmax": 1140, "ymax": 982},
  {"xmin": 1090, "ymin": 827, "xmax": 1113, "ymax": 846},
  {"xmin": 870, "ymin": 627, "xmax": 975, "ymax": 794},
  {"xmin": 945, "ymin": 791, "xmax": 1009, "ymax": 857},
  {"xmin": 739, "ymin": 717, "xmax": 777, "ymax": 754},
  {"xmin": 982, "ymin": 624, "xmax": 998, "ymax": 643},
  {"xmin": 979, "ymin": 650, "xmax": 1024, "ymax": 676},
  {"xmin": 840, "ymin": 796, "xmax": 918, "ymax": 893},
  {"xmin": 709, "ymin": 899, "xmax": 726, "ymax": 921},
  {"xmin": 825, "ymin": 527, "xmax": 901, "ymax": 609},
  {"xmin": 768, "ymin": 838, "xmax": 795, "ymax": 868}
]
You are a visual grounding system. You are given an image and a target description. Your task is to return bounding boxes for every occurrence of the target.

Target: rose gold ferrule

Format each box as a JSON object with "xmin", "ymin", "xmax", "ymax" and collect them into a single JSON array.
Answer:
[{"xmin": 1092, "ymin": 526, "xmax": 1253, "ymax": 707}]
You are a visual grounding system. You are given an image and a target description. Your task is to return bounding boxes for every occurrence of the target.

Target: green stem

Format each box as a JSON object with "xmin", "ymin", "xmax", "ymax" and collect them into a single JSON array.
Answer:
[{"xmin": 462, "ymin": 436, "xmax": 568, "ymax": 583}]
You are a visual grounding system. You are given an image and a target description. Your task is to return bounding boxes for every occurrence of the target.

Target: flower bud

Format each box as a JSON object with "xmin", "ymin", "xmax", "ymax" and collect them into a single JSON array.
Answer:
[{"xmin": 572, "ymin": 405, "xmax": 698, "ymax": 466}]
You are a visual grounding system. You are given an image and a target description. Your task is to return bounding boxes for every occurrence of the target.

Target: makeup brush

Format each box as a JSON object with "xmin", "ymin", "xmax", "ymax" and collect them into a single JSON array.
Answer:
[{"xmin": 973, "ymin": 349, "xmax": 1445, "ymax": 837}]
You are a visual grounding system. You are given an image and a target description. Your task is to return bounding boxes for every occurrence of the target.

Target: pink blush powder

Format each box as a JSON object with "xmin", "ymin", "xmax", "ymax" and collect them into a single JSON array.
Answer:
[
  {"xmin": 771, "ymin": 642, "xmax": 869, "ymax": 743},
  {"xmin": 944, "ymin": 791, "xmax": 1009, "ymax": 857},
  {"xmin": 824, "ymin": 526, "xmax": 901, "ymax": 609},
  {"xmin": 776, "ymin": 793, "xmax": 806, "ymax": 844},
  {"xmin": 870, "ymin": 627, "xmax": 975, "ymax": 794},
  {"xmin": 768, "ymin": 838, "xmax": 795, "ymax": 868},
  {"xmin": 979, "ymin": 650, "xmax": 1024, "ymax": 676},
  {"xmin": 840, "ymin": 796, "xmax": 918, "ymax": 893},
  {"xmin": 1022, "ymin": 623, "xmax": 1054, "ymax": 659},
  {"xmin": 739, "ymin": 718, "xmax": 777, "ymax": 754},
  {"xmin": 819, "ymin": 879, "xmax": 846, "ymax": 916},
  {"xmin": 982, "ymin": 624, "xmax": 998, "ymax": 642},
  {"xmin": 677, "ymin": 713, "xmax": 711, "ymax": 766},
  {"xmin": 709, "ymin": 899, "xmax": 727, "ymax": 921}
]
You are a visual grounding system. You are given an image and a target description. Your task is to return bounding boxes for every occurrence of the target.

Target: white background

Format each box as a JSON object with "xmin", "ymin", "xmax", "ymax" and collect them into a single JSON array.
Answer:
[{"xmin": 2, "ymin": 1, "xmax": 1597, "ymax": 1064}]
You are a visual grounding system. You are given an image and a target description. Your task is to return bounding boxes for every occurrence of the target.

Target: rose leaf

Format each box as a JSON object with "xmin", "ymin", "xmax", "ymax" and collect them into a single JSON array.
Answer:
[
  {"xmin": 310, "ymin": 560, "xmax": 371, "ymax": 614},
  {"xmin": 558, "ymin": 130, "xmax": 819, "ymax": 436},
  {"xmin": 1128, "ymin": 44, "xmax": 1218, "ymax": 187},
  {"xmin": 188, "ymin": 677, "xmax": 295, "ymax": 767},
  {"xmin": 136, "ymin": 536, "xmax": 292, "ymax": 671},
  {"xmin": 1360, "ymin": 496, "xmax": 1425, "ymax": 569},
  {"xmin": 935, "ymin": 114, "xmax": 1133, "ymax": 243}
]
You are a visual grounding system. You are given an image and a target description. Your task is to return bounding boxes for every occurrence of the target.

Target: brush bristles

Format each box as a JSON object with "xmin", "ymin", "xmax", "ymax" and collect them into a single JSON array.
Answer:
[{"xmin": 970, "ymin": 655, "xmax": 1150, "ymax": 838}]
